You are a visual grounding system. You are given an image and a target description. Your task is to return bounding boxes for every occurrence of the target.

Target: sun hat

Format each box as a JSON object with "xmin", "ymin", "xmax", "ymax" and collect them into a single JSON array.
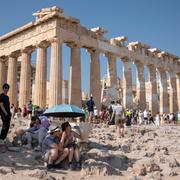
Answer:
[{"xmin": 48, "ymin": 125, "xmax": 61, "ymax": 133}]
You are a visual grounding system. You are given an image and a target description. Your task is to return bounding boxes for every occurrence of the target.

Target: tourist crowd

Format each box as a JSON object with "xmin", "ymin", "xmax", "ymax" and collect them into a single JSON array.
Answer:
[{"xmin": 0, "ymin": 83, "xmax": 180, "ymax": 172}]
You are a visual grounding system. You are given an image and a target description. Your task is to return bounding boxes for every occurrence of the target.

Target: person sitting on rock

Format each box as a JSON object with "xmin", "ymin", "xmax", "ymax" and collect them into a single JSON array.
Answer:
[
  {"xmin": 61, "ymin": 121, "xmax": 82, "ymax": 170},
  {"xmin": 22, "ymin": 116, "xmax": 48, "ymax": 150},
  {"xmin": 42, "ymin": 125, "xmax": 69, "ymax": 170}
]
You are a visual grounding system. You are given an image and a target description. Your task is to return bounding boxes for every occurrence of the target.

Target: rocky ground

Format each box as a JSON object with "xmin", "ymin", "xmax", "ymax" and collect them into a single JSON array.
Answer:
[{"xmin": 0, "ymin": 118, "xmax": 180, "ymax": 180}]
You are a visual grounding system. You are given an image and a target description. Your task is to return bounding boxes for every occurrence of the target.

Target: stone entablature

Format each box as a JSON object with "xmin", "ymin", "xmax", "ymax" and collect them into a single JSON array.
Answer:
[{"xmin": 0, "ymin": 6, "xmax": 179, "ymax": 73}]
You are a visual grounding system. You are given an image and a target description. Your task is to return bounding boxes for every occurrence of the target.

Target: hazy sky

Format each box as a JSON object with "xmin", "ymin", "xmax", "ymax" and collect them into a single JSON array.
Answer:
[{"xmin": 0, "ymin": 0, "xmax": 179, "ymax": 93}]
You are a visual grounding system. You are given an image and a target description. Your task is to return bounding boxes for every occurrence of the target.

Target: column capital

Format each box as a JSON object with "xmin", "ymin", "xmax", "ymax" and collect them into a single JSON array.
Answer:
[
  {"xmin": 134, "ymin": 60, "xmax": 142, "ymax": 65},
  {"xmin": 21, "ymin": 46, "xmax": 35, "ymax": 54},
  {"xmin": 9, "ymin": 50, "xmax": 21, "ymax": 58},
  {"xmin": 36, "ymin": 40, "xmax": 50, "ymax": 49},
  {"xmin": 48, "ymin": 37, "xmax": 63, "ymax": 44},
  {"xmin": 67, "ymin": 41, "xmax": 81, "ymax": 49},
  {"xmin": 0, "ymin": 56, "xmax": 8, "ymax": 62},
  {"xmin": 87, "ymin": 48, "xmax": 100, "ymax": 55},
  {"xmin": 121, "ymin": 56, "xmax": 130, "ymax": 62}
]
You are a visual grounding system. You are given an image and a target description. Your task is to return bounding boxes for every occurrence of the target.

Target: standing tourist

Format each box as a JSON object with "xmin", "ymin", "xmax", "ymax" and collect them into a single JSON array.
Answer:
[
  {"xmin": 0, "ymin": 83, "xmax": 11, "ymax": 144},
  {"xmin": 27, "ymin": 100, "xmax": 33, "ymax": 119},
  {"xmin": 125, "ymin": 109, "xmax": 132, "ymax": 126},
  {"xmin": 111, "ymin": 101, "xmax": 124, "ymax": 137},
  {"xmin": 22, "ymin": 105, "xmax": 28, "ymax": 118},
  {"xmin": 138, "ymin": 110, "xmax": 144, "ymax": 125},
  {"xmin": 94, "ymin": 106, "xmax": 99, "ymax": 123},
  {"xmin": 143, "ymin": 109, "xmax": 148, "ymax": 125},
  {"xmin": 155, "ymin": 112, "xmax": 160, "ymax": 127},
  {"xmin": 86, "ymin": 96, "xmax": 95, "ymax": 123}
]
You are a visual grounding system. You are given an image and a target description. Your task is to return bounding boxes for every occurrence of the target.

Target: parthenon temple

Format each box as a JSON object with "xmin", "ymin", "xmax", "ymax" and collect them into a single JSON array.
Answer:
[{"xmin": 0, "ymin": 6, "xmax": 179, "ymax": 115}]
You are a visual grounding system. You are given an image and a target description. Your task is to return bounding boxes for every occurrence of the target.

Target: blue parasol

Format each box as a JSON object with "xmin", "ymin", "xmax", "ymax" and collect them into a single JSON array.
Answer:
[{"xmin": 43, "ymin": 104, "xmax": 85, "ymax": 117}]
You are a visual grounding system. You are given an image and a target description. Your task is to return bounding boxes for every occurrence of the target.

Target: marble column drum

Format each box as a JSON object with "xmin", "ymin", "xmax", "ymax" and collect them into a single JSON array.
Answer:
[
  {"xmin": 49, "ymin": 38, "xmax": 62, "ymax": 107},
  {"xmin": 19, "ymin": 49, "xmax": 32, "ymax": 108},
  {"xmin": 136, "ymin": 62, "xmax": 146, "ymax": 110},
  {"xmin": 107, "ymin": 53, "xmax": 117, "ymax": 88},
  {"xmin": 169, "ymin": 72, "xmax": 178, "ymax": 113},
  {"xmin": 34, "ymin": 44, "xmax": 48, "ymax": 108},
  {"xmin": 147, "ymin": 65, "xmax": 158, "ymax": 115},
  {"xmin": 177, "ymin": 73, "xmax": 180, "ymax": 111},
  {"xmin": 68, "ymin": 43, "xmax": 82, "ymax": 107},
  {"xmin": 89, "ymin": 49, "xmax": 101, "ymax": 110},
  {"xmin": 0, "ymin": 59, "xmax": 6, "ymax": 91},
  {"xmin": 7, "ymin": 55, "xmax": 18, "ymax": 106},
  {"xmin": 122, "ymin": 58, "xmax": 133, "ymax": 109},
  {"xmin": 62, "ymin": 80, "xmax": 68, "ymax": 104},
  {"xmin": 158, "ymin": 69, "xmax": 169, "ymax": 114}
]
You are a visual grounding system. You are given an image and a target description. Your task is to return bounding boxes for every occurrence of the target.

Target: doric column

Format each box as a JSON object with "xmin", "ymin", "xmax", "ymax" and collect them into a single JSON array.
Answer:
[
  {"xmin": 89, "ymin": 49, "xmax": 101, "ymax": 110},
  {"xmin": 19, "ymin": 47, "xmax": 33, "ymax": 108},
  {"xmin": 135, "ymin": 62, "xmax": 146, "ymax": 110},
  {"xmin": 7, "ymin": 53, "xmax": 18, "ymax": 106},
  {"xmin": 147, "ymin": 65, "xmax": 158, "ymax": 115},
  {"xmin": 106, "ymin": 53, "xmax": 117, "ymax": 87},
  {"xmin": 34, "ymin": 42, "xmax": 48, "ymax": 108},
  {"xmin": 49, "ymin": 38, "xmax": 62, "ymax": 107},
  {"xmin": 62, "ymin": 80, "xmax": 68, "ymax": 104},
  {"xmin": 122, "ymin": 58, "xmax": 133, "ymax": 109},
  {"xmin": 0, "ymin": 58, "xmax": 6, "ymax": 91},
  {"xmin": 158, "ymin": 69, "xmax": 169, "ymax": 114},
  {"xmin": 68, "ymin": 43, "xmax": 82, "ymax": 107},
  {"xmin": 169, "ymin": 72, "xmax": 178, "ymax": 113},
  {"xmin": 177, "ymin": 73, "xmax": 180, "ymax": 111}
]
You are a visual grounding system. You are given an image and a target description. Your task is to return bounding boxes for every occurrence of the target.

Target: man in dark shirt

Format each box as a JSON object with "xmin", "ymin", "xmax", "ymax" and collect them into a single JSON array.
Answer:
[
  {"xmin": 0, "ymin": 83, "xmax": 11, "ymax": 142},
  {"xmin": 86, "ymin": 96, "xmax": 95, "ymax": 123}
]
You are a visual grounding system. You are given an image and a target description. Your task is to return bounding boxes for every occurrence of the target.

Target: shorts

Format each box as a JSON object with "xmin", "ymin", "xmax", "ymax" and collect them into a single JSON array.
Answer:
[
  {"xmin": 42, "ymin": 149, "xmax": 64, "ymax": 163},
  {"xmin": 42, "ymin": 151, "xmax": 50, "ymax": 162},
  {"xmin": 115, "ymin": 115, "xmax": 124, "ymax": 125},
  {"xmin": 66, "ymin": 143, "xmax": 79, "ymax": 149}
]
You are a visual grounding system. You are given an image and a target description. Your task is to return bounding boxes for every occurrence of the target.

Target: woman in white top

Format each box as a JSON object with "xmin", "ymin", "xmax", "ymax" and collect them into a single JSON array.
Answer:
[{"xmin": 155, "ymin": 112, "xmax": 160, "ymax": 127}]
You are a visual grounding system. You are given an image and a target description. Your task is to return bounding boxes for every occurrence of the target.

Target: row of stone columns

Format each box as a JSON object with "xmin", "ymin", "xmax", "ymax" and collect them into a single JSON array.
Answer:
[
  {"xmin": 106, "ymin": 55, "xmax": 179, "ymax": 114},
  {"xmin": 0, "ymin": 40, "xmax": 179, "ymax": 114}
]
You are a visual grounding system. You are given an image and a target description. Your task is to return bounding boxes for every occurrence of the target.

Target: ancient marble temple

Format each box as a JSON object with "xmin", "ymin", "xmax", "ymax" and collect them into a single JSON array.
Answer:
[{"xmin": 0, "ymin": 6, "xmax": 179, "ymax": 115}]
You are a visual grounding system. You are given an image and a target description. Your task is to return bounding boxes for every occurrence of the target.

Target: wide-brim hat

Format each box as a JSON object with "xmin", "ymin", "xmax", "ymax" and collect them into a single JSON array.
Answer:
[{"xmin": 48, "ymin": 125, "xmax": 61, "ymax": 133}]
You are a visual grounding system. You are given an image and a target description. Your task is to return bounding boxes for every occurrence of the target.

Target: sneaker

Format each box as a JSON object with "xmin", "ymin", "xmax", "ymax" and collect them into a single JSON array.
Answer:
[
  {"xmin": 47, "ymin": 164, "xmax": 54, "ymax": 170},
  {"xmin": 76, "ymin": 162, "xmax": 81, "ymax": 170},
  {"xmin": 34, "ymin": 145, "xmax": 41, "ymax": 151},
  {"xmin": 23, "ymin": 144, "xmax": 32, "ymax": 150},
  {"xmin": 53, "ymin": 163, "xmax": 61, "ymax": 169},
  {"xmin": 68, "ymin": 163, "xmax": 74, "ymax": 170}
]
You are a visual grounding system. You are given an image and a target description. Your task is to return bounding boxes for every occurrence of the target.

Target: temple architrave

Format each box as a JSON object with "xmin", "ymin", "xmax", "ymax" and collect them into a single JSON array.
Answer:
[{"xmin": 0, "ymin": 6, "xmax": 179, "ymax": 115}]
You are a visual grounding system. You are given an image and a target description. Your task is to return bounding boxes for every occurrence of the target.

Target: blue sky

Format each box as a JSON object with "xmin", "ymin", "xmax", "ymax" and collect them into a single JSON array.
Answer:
[{"xmin": 0, "ymin": 0, "xmax": 180, "ymax": 94}]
